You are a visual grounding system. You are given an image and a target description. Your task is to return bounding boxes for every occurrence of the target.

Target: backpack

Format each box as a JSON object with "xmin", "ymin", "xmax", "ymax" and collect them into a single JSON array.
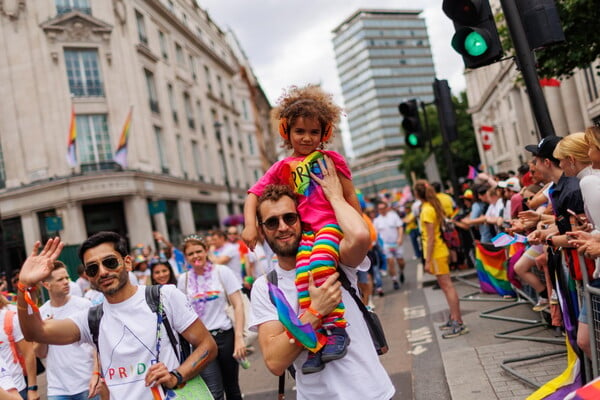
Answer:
[
  {"xmin": 88, "ymin": 285, "xmax": 192, "ymax": 363},
  {"xmin": 4, "ymin": 310, "xmax": 25, "ymax": 372}
]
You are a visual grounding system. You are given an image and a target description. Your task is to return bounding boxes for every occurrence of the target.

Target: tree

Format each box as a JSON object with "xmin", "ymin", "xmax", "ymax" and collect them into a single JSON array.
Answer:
[
  {"xmin": 398, "ymin": 92, "xmax": 480, "ymax": 186},
  {"xmin": 497, "ymin": 0, "xmax": 600, "ymax": 79}
]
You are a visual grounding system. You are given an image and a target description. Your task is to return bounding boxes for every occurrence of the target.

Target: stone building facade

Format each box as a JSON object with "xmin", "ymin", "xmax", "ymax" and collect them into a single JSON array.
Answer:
[{"xmin": 0, "ymin": 0, "xmax": 273, "ymax": 268}]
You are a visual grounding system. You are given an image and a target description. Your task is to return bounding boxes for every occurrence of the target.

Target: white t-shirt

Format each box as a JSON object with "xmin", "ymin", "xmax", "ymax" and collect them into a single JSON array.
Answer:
[
  {"xmin": 84, "ymin": 289, "xmax": 105, "ymax": 306},
  {"xmin": 40, "ymin": 296, "xmax": 95, "ymax": 396},
  {"xmin": 76, "ymin": 277, "xmax": 91, "ymax": 294},
  {"xmin": 69, "ymin": 280, "xmax": 83, "ymax": 297},
  {"xmin": 0, "ymin": 309, "xmax": 25, "ymax": 392},
  {"xmin": 0, "ymin": 355, "xmax": 17, "ymax": 392},
  {"xmin": 248, "ymin": 242, "xmax": 270, "ymax": 278},
  {"xmin": 485, "ymin": 198, "xmax": 504, "ymax": 219},
  {"xmin": 213, "ymin": 242, "xmax": 242, "ymax": 283},
  {"xmin": 250, "ymin": 262, "xmax": 395, "ymax": 400},
  {"xmin": 177, "ymin": 265, "xmax": 240, "ymax": 331},
  {"xmin": 373, "ymin": 212, "xmax": 403, "ymax": 244},
  {"xmin": 70, "ymin": 285, "xmax": 197, "ymax": 400}
]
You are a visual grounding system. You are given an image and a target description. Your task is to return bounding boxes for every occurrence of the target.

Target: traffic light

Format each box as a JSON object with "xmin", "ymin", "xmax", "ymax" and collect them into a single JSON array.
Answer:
[
  {"xmin": 399, "ymin": 99, "xmax": 424, "ymax": 148},
  {"xmin": 442, "ymin": 0, "xmax": 503, "ymax": 69},
  {"xmin": 433, "ymin": 79, "xmax": 458, "ymax": 142}
]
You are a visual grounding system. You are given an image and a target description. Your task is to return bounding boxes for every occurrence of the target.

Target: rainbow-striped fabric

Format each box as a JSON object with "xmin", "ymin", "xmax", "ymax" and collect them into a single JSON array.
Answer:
[{"xmin": 474, "ymin": 242, "xmax": 516, "ymax": 297}]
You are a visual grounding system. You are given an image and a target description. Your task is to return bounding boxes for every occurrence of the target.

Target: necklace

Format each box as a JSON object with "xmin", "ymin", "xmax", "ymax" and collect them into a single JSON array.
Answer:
[{"xmin": 187, "ymin": 262, "xmax": 213, "ymax": 318}]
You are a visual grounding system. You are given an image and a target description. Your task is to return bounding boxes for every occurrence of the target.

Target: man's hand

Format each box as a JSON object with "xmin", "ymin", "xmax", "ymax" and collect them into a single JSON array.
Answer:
[
  {"xmin": 310, "ymin": 156, "xmax": 344, "ymax": 204},
  {"xmin": 579, "ymin": 240, "xmax": 600, "ymax": 259},
  {"xmin": 527, "ymin": 230, "xmax": 543, "ymax": 245},
  {"xmin": 307, "ymin": 271, "xmax": 342, "ymax": 318},
  {"xmin": 518, "ymin": 210, "xmax": 541, "ymax": 225},
  {"xmin": 145, "ymin": 361, "xmax": 176, "ymax": 389},
  {"xmin": 19, "ymin": 238, "xmax": 64, "ymax": 286}
]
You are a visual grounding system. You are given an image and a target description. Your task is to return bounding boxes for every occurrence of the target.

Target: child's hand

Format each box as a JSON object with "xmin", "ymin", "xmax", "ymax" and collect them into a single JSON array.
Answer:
[{"xmin": 241, "ymin": 225, "xmax": 258, "ymax": 250}]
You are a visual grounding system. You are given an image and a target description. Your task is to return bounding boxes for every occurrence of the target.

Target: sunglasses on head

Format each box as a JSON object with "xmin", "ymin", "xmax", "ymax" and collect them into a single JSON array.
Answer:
[
  {"xmin": 260, "ymin": 212, "xmax": 299, "ymax": 231},
  {"xmin": 84, "ymin": 256, "xmax": 121, "ymax": 278}
]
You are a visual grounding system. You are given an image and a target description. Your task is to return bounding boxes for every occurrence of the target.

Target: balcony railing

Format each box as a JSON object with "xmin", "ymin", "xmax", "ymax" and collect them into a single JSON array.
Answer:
[
  {"xmin": 80, "ymin": 161, "xmax": 120, "ymax": 173},
  {"xmin": 70, "ymin": 84, "xmax": 104, "ymax": 97},
  {"xmin": 57, "ymin": 6, "xmax": 92, "ymax": 15}
]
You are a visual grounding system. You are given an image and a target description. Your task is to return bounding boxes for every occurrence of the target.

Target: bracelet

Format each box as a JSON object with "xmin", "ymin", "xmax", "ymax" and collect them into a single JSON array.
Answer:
[
  {"xmin": 306, "ymin": 307, "xmax": 323, "ymax": 319},
  {"xmin": 93, "ymin": 371, "xmax": 102, "ymax": 376},
  {"xmin": 17, "ymin": 281, "xmax": 36, "ymax": 293},
  {"xmin": 17, "ymin": 282, "xmax": 39, "ymax": 313},
  {"xmin": 27, "ymin": 385, "xmax": 38, "ymax": 391}
]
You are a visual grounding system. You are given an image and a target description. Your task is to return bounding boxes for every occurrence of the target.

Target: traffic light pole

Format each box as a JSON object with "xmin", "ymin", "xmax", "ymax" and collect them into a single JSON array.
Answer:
[{"xmin": 500, "ymin": 0, "xmax": 556, "ymax": 138}]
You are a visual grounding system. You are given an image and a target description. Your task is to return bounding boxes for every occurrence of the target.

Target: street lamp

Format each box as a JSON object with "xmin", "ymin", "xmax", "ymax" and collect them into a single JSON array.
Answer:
[{"xmin": 214, "ymin": 121, "xmax": 234, "ymax": 215}]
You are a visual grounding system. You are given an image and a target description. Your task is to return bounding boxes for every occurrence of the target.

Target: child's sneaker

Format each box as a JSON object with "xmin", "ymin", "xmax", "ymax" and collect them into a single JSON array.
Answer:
[
  {"xmin": 301, "ymin": 350, "xmax": 325, "ymax": 374},
  {"xmin": 532, "ymin": 298, "xmax": 549, "ymax": 312},
  {"xmin": 441, "ymin": 321, "xmax": 469, "ymax": 339},
  {"xmin": 321, "ymin": 327, "xmax": 350, "ymax": 362}
]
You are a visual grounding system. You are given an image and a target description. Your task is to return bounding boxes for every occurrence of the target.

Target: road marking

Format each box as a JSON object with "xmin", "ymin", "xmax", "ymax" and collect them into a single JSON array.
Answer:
[
  {"xmin": 403, "ymin": 305, "xmax": 426, "ymax": 320},
  {"xmin": 406, "ymin": 326, "xmax": 432, "ymax": 356}
]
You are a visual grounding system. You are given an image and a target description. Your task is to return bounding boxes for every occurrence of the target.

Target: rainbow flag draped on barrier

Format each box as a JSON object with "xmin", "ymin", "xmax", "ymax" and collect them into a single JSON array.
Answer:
[{"xmin": 474, "ymin": 241, "xmax": 515, "ymax": 297}]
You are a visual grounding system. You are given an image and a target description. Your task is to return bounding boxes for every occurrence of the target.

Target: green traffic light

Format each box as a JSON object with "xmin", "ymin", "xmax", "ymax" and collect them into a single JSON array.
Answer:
[
  {"xmin": 407, "ymin": 133, "xmax": 420, "ymax": 147},
  {"xmin": 464, "ymin": 31, "xmax": 488, "ymax": 56}
]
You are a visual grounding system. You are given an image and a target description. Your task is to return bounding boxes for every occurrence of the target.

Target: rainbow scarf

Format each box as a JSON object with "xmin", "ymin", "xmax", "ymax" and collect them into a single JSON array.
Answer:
[
  {"xmin": 474, "ymin": 242, "xmax": 516, "ymax": 297},
  {"xmin": 267, "ymin": 282, "xmax": 325, "ymax": 352}
]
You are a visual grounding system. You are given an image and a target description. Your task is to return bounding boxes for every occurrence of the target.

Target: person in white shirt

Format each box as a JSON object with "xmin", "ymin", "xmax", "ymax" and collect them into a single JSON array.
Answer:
[
  {"xmin": 210, "ymin": 230, "xmax": 243, "ymax": 284},
  {"xmin": 0, "ymin": 354, "xmax": 21, "ymax": 400},
  {"xmin": 250, "ymin": 156, "xmax": 395, "ymax": 400},
  {"xmin": 16, "ymin": 232, "xmax": 217, "ymax": 400},
  {"xmin": 36, "ymin": 261, "xmax": 99, "ymax": 400},
  {"xmin": 373, "ymin": 201, "xmax": 405, "ymax": 290}
]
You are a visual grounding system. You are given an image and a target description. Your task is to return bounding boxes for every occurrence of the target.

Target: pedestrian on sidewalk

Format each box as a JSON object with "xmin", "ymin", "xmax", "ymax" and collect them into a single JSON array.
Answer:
[{"xmin": 414, "ymin": 179, "xmax": 468, "ymax": 338}]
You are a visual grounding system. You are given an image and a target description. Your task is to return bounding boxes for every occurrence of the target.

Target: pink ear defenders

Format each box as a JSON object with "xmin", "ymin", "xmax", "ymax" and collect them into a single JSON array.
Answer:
[{"xmin": 278, "ymin": 118, "xmax": 333, "ymax": 142}]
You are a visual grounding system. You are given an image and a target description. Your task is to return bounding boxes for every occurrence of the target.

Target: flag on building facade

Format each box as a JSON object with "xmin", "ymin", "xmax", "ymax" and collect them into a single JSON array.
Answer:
[
  {"xmin": 114, "ymin": 107, "xmax": 132, "ymax": 168},
  {"xmin": 66, "ymin": 105, "xmax": 77, "ymax": 167},
  {"xmin": 480, "ymin": 125, "xmax": 494, "ymax": 151}
]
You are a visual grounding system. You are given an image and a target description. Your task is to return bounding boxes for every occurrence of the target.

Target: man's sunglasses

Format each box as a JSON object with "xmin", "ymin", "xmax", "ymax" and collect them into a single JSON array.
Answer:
[
  {"xmin": 84, "ymin": 256, "xmax": 122, "ymax": 278},
  {"xmin": 260, "ymin": 213, "xmax": 299, "ymax": 231}
]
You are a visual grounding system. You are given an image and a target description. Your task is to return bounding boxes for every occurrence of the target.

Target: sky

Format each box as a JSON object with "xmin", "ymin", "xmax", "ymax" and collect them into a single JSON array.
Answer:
[{"xmin": 198, "ymin": 0, "xmax": 467, "ymax": 153}]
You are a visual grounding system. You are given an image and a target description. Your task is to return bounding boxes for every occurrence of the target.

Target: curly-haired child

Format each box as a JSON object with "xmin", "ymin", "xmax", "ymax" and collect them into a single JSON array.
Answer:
[{"xmin": 243, "ymin": 84, "xmax": 362, "ymax": 374}]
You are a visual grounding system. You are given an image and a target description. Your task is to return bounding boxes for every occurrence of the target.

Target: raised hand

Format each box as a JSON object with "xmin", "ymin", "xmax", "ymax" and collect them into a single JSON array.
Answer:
[{"xmin": 19, "ymin": 237, "xmax": 64, "ymax": 286}]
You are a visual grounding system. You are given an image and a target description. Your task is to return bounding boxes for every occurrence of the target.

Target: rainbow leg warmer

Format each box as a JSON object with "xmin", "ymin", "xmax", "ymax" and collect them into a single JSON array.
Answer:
[{"xmin": 295, "ymin": 224, "xmax": 346, "ymax": 329}]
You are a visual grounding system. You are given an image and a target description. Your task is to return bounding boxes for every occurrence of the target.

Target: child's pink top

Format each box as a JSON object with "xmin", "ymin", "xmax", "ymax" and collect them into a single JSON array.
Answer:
[{"xmin": 249, "ymin": 150, "xmax": 351, "ymax": 231}]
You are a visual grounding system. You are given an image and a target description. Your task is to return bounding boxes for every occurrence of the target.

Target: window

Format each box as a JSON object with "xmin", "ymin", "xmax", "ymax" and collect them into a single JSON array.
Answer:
[
  {"xmin": 56, "ymin": 0, "xmax": 91, "ymax": 15},
  {"xmin": 154, "ymin": 126, "xmax": 169, "ymax": 173},
  {"xmin": 228, "ymin": 84, "xmax": 234, "ymax": 108},
  {"xmin": 217, "ymin": 75, "xmax": 224, "ymax": 100},
  {"xmin": 64, "ymin": 49, "xmax": 104, "ymax": 97},
  {"xmin": 241, "ymin": 99, "xmax": 249, "ymax": 120},
  {"xmin": 204, "ymin": 66, "xmax": 212, "ymax": 93},
  {"xmin": 77, "ymin": 114, "xmax": 112, "ymax": 164},
  {"xmin": 191, "ymin": 140, "xmax": 203, "ymax": 179},
  {"xmin": 247, "ymin": 132, "xmax": 255, "ymax": 155},
  {"xmin": 167, "ymin": 83, "xmax": 178, "ymax": 123},
  {"xmin": 584, "ymin": 65, "xmax": 599, "ymax": 102},
  {"xmin": 159, "ymin": 31, "xmax": 168, "ymax": 60},
  {"xmin": 167, "ymin": 0, "xmax": 174, "ymax": 11},
  {"xmin": 176, "ymin": 135, "xmax": 186, "ymax": 177},
  {"xmin": 189, "ymin": 55, "xmax": 196, "ymax": 80},
  {"xmin": 183, "ymin": 93, "xmax": 195, "ymax": 129},
  {"xmin": 196, "ymin": 101, "xmax": 204, "ymax": 131},
  {"xmin": 175, "ymin": 43, "xmax": 185, "ymax": 65},
  {"xmin": 145, "ymin": 70, "xmax": 160, "ymax": 113},
  {"xmin": 135, "ymin": 11, "xmax": 148, "ymax": 45}
]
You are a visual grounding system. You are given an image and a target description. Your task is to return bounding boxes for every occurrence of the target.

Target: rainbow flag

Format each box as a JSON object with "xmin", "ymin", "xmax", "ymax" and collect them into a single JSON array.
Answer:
[
  {"xmin": 567, "ymin": 376, "xmax": 600, "ymax": 399},
  {"xmin": 66, "ymin": 105, "xmax": 77, "ymax": 167},
  {"xmin": 528, "ymin": 338, "xmax": 581, "ymax": 400},
  {"xmin": 474, "ymin": 242, "xmax": 515, "ymax": 297},
  {"xmin": 114, "ymin": 107, "xmax": 132, "ymax": 168}
]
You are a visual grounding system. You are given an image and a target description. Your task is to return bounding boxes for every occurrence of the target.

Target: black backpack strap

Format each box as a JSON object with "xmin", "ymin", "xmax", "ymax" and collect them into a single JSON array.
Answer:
[
  {"xmin": 88, "ymin": 303, "xmax": 104, "ymax": 352},
  {"xmin": 337, "ymin": 267, "xmax": 385, "ymax": 350}
]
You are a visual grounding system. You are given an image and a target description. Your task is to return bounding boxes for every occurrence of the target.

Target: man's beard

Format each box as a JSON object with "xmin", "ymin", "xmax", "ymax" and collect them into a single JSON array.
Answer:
[
  {"xmin": 266, "ymin": 232, "xmax": 301, "ymax": 258},
  {"xmin": 91, "ymin": 268, "xmax": 129, "ymax": 296}
]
